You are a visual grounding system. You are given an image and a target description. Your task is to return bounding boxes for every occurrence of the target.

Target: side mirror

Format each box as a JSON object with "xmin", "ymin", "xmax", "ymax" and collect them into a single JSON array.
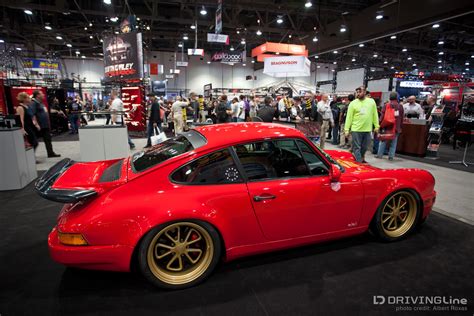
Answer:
[{"xmin": 329, "ymin": 164, "xmax": 341, "ymax": 182}]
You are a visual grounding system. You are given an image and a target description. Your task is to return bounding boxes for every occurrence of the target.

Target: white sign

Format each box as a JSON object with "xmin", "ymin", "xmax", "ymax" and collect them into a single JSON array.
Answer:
[
  {"xmin": 207, "ymin": 33, "xmax": 229, "ymax": 44},
  {"xmin": 165, "ymin": 74, "xmax": 174, "ymax": 79},
  {"xmin": 187, "ymin": 48, "xmax": 204, "ymax": 56},
  {"xmin": 263, "ymin": 56, "xmax": 311, "ymax": 78},
  {"xmin": 170, "ymin": 69, "xmax": 180, "ymax": 74},
  {"xmin": 400, "ymin": 81, "xmax": 426, "ymax": 88},
  {"xmin": 176, "ymin": 61, "xmax": 188, "ymax": 67}
]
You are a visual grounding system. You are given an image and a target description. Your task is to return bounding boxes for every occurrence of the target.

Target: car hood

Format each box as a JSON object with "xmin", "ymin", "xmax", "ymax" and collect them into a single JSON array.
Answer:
[{"xmin": 325, "ymin": 149, "xmax": 380, "ymax": 173}]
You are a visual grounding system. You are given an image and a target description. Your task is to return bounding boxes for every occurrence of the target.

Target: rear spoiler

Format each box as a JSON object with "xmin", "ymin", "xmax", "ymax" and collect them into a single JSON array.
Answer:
[{"xmin": 35, "ymin": 158, "xmax": 97, "ymax": 203}]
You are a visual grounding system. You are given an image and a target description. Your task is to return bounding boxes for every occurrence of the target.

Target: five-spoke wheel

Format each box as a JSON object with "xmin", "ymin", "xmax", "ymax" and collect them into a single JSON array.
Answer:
[{"xmin": 138, "ymin": 221, "xmax": 221, "ymax": 289}]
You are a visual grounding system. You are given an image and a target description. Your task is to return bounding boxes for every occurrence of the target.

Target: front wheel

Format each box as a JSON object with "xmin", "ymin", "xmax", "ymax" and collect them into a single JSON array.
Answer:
[
  {"xmin": 138, "ymin": 220, "xmax": 221, "ymax": 290},
  {"xmin": 372, "ymin": 190, "xmax": 420, "ymax": 242}
]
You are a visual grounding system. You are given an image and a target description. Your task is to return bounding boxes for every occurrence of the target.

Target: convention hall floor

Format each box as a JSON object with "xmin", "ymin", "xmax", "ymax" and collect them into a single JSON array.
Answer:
[
  {"xmin": 1, "ymin": 124, "xmax": 473, "ymax": 315},
  {"xmin": 0, "ymin": 181, "xmax": 472, "ymax": 315}
]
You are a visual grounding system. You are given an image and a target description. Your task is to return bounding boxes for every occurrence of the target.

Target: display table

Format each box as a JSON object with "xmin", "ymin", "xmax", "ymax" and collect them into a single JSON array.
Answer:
[
  {"xmin": 396, "ymin": 121, "xmax": 429, "ymax": 156},
  {"xmin": 79, "ymin": 125, "xmax": 129, "ymax": 162},
  {"xmin": 0, "ymin": 128, "xmax": 37, "ymax": 190}
]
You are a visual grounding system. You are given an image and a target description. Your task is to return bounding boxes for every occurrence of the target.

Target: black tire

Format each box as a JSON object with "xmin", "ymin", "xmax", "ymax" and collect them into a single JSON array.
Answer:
[
  {"xmin": 138, "ymin": 220, "xmax": 221, "ymax": 290},
  {"xmin": 371, "ymin": 190, "xmax": 421, "ymax": 242}
]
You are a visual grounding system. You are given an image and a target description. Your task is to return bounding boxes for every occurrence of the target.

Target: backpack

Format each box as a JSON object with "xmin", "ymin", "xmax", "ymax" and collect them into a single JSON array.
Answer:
[{"xmin": 380, "ymin": 102, "xmax": 396, "ymax": 128}]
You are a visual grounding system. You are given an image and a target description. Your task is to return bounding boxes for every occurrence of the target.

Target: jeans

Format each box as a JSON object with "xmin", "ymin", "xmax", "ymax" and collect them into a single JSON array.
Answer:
[
  {"xmin": 146, "ymin": 120, "xmax": 162, "ymax": 146},
  {"xmin": 377, "ymin": 133, "xmax": 400, "ymax": 159},
  {"xmin": 351, "ymin": 132, "xmax": 371, "ymax": 162},
  {"xmin": 319, "ymin": 121, "xmax": 330, "ymax": 149},
  {"xmin": 69, "ymin": 114, "xmax": 79, "ymax": 133},
  {"xmin": 332, "ymin": 123, "xmax": 339, "ymax": 145}
]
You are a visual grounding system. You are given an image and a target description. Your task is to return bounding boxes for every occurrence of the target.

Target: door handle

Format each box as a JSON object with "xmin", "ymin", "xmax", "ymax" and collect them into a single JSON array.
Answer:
[{"xmin": 253, "ymin": 194, "xmax": 276, "ymax": 202}]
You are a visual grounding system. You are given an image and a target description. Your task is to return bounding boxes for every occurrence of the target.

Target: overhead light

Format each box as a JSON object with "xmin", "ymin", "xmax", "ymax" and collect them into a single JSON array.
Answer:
[
  {"xmin": 466, "ymin": 68, "xmax": 470, "ymax": 71},
  {"xmin": 183, "ymin": 34, "xmax": 189, "ymax": 40},
  {"xmin": 437, "ymin": 60, "xmax": 442, "ymax": 63},
  {"xmin": 146, "ymin": 26, "xmax": 150, "ymax": 30},
  {"xmin": 312, "ymin": 36, "xmax": 318, "ymax": 42},
  {"xmin": 373, "ymin": 53, "xmax": 378, "ymax": 58},
  {"xmin": 333, "ymin": 61, "xmax": 337, "ymax": 64},
  {"xmin": 230, "ymin": 46, "xmax": 235, "ymax": 51},
  {"xmin": 466, "ymin": 62, "xmax": 470, "ymax": 66},
  {"xmin": 407, "ymin": 56, "xmax": 412, "ymax": 60},
  {"xmin": 207, "ymin": 61, "xmax": 211, "ymax": 64},
  {"xmin": 432, "ymin": 23, "xmax": 440, "ymax": 29},
  {"xmin": 277, "ymin": 16, "xmax": 283, "ymax": 24},
  {"xmin": 351, "ymin": 58, "xmax": 356, "ymax": 62},
  {"xmin": 251, "ymin": 60, "xmax": 255, "ymax": 63},
  {"xmin": 75, "ymin": 50, "xmax": 80, "ymax": 55},
  {"xmin": 84, "ymin": 27, "xmax": 88, "ymax": 30},
  {"xmin": 412, "ymin": 63, "xmax": 417, "ymax": 67},
  {"xmin": 438, "ymin": 65, "xmax": 442, "ymax": 69},
  {"xmin": 333, "ymin": 50, "xmax": 338, "ymax": 54},
  {"xmin": 305, "ymin": 1, "xmax": 312, "ymax": 8},
  {"xmin": 15, "ymin": 47, "xmax": 22, "ymax": 51},
  {"xmin": 471, "ymin": 55, "xmax": 474, "ymax": 58},
  {"xmin": 390, "ymin": 66, "xmax": 395, "ymax": 69},
  {"xmin": 110, "ymin": 17, "xmax": 118, "ymax": 22},
  {"xmin": 100, "ymin": 39, "xmax": 103, "ymax": 43},
  {"xmin": 275, "ymin": 52, "xmax": 280, "ymax": 55},
  {"xmin": 200, "ymin": 6, "xmax": 207, "ymax": 15},
  {"xmin": 340, "ymin": 25, "xmax": 347, "ymax": 33},
  {"xmin": 371, "ymin": 69, "xmax": 375, "ymax": 72},
  {"xmin": 241, "ymin": 39, "xmax": 246, "ymax": 45},
  {"xmin": 375, "ymin": 11, "xmax": 384, "ymax": 20},
  {"xmin": 44, "ymin": 25, "xmax": 52, "ymax": 31},
  {"xmin": 462, "ymin": 72, "xmax": 466, "ymax": 75},
  {"xmin": 345, "ymin": 67, "xmax": 349, "ymax": 70},
  {"xmin": 384, "ymin": 60, "xmax": 388, "ymax": 64},
  {"xmin": 390, "ymin": 35, "xmax": 397, "ymax": 39},
  {"xmin": 358, "ymin": 43, "xmax": 364, "ymax": 47},
  {"xmin": 89, "ymin": 23, "xmax": 93, "ymax": 27},
  {"xmin": 136, "ymin": 17, "xmax": 140, "ymax": 21},
  {"xmin": 314, "ymin": 55, "xmax": 319, "ymax": 59},
  {"xmin": 243, "ymin": 63, "xmax": 246, "ymax": 66},
  {"xmin": 24, "ymin": 9, "xmax": 33, "ymax": 15},
  {"xmin": 0, "ymin": 39, "xmax": 4, "ymax": 43},
  {"xmin": 438, "ymin": 51, "xmax": 444, "ymax": 55},
  {"xmin": 81, "ymin": 55, "xmax": 86, "ymax": 59},
  {"xmin": 178, "ymin": 42, "xmax": 183, "ymax": 48},
  {"xmin": 317, "ymin": 65, "xmax": 321, "ymax": 68},
  {"xmin": 66, "ymin": 43, "xmax": 72, "ymax": 48},
  {"xmin": 190, "ymin": 24, "xmax": 196, "ymax": 30},
  {"xmin": 114, "ymin": 31, "xmax": 119, "ymax": 35},
  {"xmin": 438, "ymin": 40, "xmax": 444, "ymax": 45},
  {"xmin": 55, "ymin": 36, "xmax": 63, "ymax": 40},
  {"xmin": 289, "ymin": 34, "xmax": 292, "ymax": 38},
  {"xmin": 89, "ymin": 35, "xmax": 93, "ymax": 39},
  {"xmin": 256, "ymin": 30, "xmax": 262, "ymax": 36},
  {"xmin": 103, "ymin": 0, "xmax": 112, "ymax": 4},
  {"xmin": 331, "ymin": 69, "xmax": 335, "ymax": 72},
  {"xmin": 402, "ymin": 48, "xmax": 407, "ymax": 52},
  {"xmin": 236, "ymin": 30, "xmax": 240, "ymax": 34}
]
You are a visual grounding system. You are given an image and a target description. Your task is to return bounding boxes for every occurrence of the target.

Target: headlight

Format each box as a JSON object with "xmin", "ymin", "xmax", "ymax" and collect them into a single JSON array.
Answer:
[{"xmin": 58, "ymin": 231, "xmax": 88, "ymax": 246}]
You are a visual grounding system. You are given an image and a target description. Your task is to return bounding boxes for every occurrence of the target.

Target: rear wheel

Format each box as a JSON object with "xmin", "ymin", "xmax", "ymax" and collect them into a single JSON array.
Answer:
[
  {"xmin": 138, "ymin": 220, "xmax": 221, "ymax": 289},
  {"xmin": 372, "ymin": 190, "xmax": 420, "ymax": 241}
]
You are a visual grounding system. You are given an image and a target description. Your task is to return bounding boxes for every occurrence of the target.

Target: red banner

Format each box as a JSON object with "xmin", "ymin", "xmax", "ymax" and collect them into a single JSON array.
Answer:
[
  {"xmin": 10, "ymin": 86, "xmax": 49, "ymax": 111},
  {"xmin": 149, "ymin": 63, "xmax": 158, "ymax": 75},
  {"xmin": 121, "ymin": 86, "xmax": 145, "ymax": 132}
]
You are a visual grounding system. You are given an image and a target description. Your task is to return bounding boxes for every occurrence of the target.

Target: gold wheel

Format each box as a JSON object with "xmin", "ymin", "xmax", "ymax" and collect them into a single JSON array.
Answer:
[
  {"xmin": 146, "ymin": 222, "xmax": 214, "ymax": 286},
  {"xmin": 381, "ymin": 192, "xmax": 418, "ymax": 238}
]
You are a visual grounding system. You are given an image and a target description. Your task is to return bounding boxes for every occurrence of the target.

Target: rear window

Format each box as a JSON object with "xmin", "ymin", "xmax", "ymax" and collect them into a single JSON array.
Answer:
[{"xmin": 132, "ymin": 131, "xmax": 206, "ymax": 173}]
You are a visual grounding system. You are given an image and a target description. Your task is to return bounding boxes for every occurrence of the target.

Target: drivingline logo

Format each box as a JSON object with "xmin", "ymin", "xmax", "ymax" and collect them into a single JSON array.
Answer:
[
  {"xmin": 373, "ymin": 295, "xmax": 468, "ymax": 305},
  {"xmin": 270, "ymin": 61, "xmax": 298, "ymax": 66}
]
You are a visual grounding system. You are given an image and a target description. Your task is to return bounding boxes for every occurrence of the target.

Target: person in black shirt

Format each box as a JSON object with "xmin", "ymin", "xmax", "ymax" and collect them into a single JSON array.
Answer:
[
  {"xmin": 30, "ymin": 90, "xmax": 60, "ymax": 158},
  {"xmin": 145, "ymin": 93, "xmax": 163, "ymax": 148},
  {"xmin": 257, "ymin": 96, "xmax": 277, "ymax": 123}
]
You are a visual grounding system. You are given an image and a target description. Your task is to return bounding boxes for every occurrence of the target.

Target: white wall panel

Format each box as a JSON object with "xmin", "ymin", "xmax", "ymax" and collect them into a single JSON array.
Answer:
[
  {"xmin": 335, "ymin": 68, "xmax": 365, "ymax": 92},
  {"xmin": 63, "ymin": 58, "xmax": 104, "ymax": 83},
  {"xmin": 368, "ymin": 78, "xmax": 390, "ymax": 92}
]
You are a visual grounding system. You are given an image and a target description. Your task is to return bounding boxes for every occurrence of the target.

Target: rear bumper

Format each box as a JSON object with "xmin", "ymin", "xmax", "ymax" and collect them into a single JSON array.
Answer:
[{"xmin": 48, "ymin": 228, "xmax": 133, "ymax": 272}]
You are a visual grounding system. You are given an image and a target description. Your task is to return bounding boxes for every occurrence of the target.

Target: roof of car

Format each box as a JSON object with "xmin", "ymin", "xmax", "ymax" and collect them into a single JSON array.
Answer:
[{"xmin": 195, "ymin": 122, "xmax": 306, "ymax": 149}]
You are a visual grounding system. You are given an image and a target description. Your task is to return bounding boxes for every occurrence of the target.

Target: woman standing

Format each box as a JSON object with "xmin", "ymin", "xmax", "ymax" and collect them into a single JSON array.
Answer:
[{"xmin": 16, "ymin": 92, "xmax": 39, "ymax": 150}]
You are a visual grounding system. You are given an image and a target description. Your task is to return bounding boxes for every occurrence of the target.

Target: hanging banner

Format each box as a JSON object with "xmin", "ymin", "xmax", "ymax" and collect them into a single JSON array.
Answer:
[
  {"xmin": 103, "ymin": 32, "xmax": 144, "ymax": 81},
  {"xmin": 176, "ymin": 61, "xmax": 189, "ymax": 67},
  {"xmin": 152, "ymin": 81, "xmax": 167, "ymax": 96},
  {"xmin": 23, "ymin": 58, "xmax": 61, "ymax": 70},
  {"xmin": 149, "ymin": 63, "xmax": 159, "ymax": 75},
  {"xmin": 263, "ymin": 56, "xmax": 311, "ymax": 78},
  {"xmin": 207, "ymin": 33, "xmax": 229, "ymax": 44},
  {"xmin": 187, "ymin": 48, "xmax": 205, "ymax": 56},
  {"xmin": 211, "ymin": 51, "xmax": 245, "ymax": 63},
  {"xmin": 252, "ymin": 42, "xmax": 307, "ymax": 57},
  {"xmin": 216, "ymin": 0, "xmax": 222, "ymax": 34}
]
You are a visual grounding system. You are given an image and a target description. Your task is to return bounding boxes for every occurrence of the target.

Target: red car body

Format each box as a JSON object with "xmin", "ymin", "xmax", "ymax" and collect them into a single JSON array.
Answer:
[{"xmin": 41, "ymin": 123, "xmax": 436, "ymax": 272}]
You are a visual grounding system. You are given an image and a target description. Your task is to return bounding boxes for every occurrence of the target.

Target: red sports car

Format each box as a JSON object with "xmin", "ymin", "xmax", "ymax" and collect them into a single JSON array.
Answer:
[{"xmin": 36, "ymin": 123, "xmax": 436, "ymax": 289}]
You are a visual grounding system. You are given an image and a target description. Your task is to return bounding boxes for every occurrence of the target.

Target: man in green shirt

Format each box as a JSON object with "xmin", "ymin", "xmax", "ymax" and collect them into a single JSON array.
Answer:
[{"xmin": 344, "ymin": 86, "xmax": 379, "ymax": 162}]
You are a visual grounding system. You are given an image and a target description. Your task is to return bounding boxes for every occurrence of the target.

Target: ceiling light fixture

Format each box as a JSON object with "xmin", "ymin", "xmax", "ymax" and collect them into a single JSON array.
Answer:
[
  {"xmin": 466, "ymin": 62, "xmax": 470, "ymax": 66},
  {"xmin": 66, "ymin": 43, "xmax": 72, "ymax": 48},
  {"xmin": 373, "ymin": 53, "xmax": 378, "ymax": 58},
  {"xmin": 190, "ymin": 24, "xmax": 196, "ymax": 30},
  {"xmin": 103, "ymin": 0, "xmax": 111, "ymax": 4},
  {"xmin": 438, "ymin": 65, "xmax": 442, "ymax": 69},
  {"xmin": 89, "ymin": 23, "xmax": 93, "ymax": 27},
  {"xmin": 359, "ymin": 43, "xmax": 364, "ymax": 47},
  {"xmin": 183, "ymin": 34, "xmax": 189, "ymax": 40},
  {"xmin": 243, "ymin": 63, "xmax": 246, "ymax": 66},
  {"xmin": 402, "ymin": 48, "xmax": 407, "ymax": 52},
  {"xmin": 390, "ymin": 66, "xmax": 395, "ymax": 69},
  {"xmin": 407, "ymin": 56, "xmax": 412, "ymax": 60},
  {"xmin": 16, "ymin": 47, "xmax": 22, "ymax": 51},
  {"xmin": 178, "ymin": 42, "xmax": 183, "ymax": 48},
  {"xmin": 466, "ymin": 68, "xmax": 470, "ymax": 71},
  {"xmin": 305, "ymin": 0, "xmax": 312, "ymax": 8},
  {"xmin": 277, "ymin": 16, "xmax": 283, "ymax": 24},
  {"xmin": 275, "ymin": 52, "xmax": 280, "ymax": 55},
  {"xmin": 346, "ymin": 67, "xmax": 349, "ymax": 70},
  {"xmin": 432, "ymin": 23, "xmax": 440, "ymax": 29},
  {"xmin": 333, "ymin": 50, "xmax": 338, "ymax": 54},
  {"xmin": 241, "ymin": 39, "xmax": 246, "ymax": 45},
  {"xmin": 312, "ymin": 36, "xmax": 318, "ymax": 42},
  {"xmin": 0, "ymin": 39, "xmax": 4, "ymax": 43},
  {"xmin": 230, "ymin": 46, "xmax": 235, "ymax": 51},
  {"xmin": 317, "ymin": 65, "xmax": 321, "ymax": 68},
  {"xmin": 438, "ymin": 51, "xmax": 444, "ymax": 55},
  {"xmin": 110, "ymin": 17, "xmax": 118, "ymax": 22},
  {"xmin": 207, "ymin": 61, "xmax": 211, "ymax": 64},
  {"xmin": 375, "ymin": 11, "xmax": 384, "ymax": 20},
  {"xmin": 333, "ymin": 61, "xmax": 337, "ymax": 64},
  {"xmin": 146, "ymin": 26, "xmax": 150, "ymax": 30},
  {"xmin": 256, "ymin": 30, "xmax": 262, "ymax": 36},
  {"xmin": 331, "ymin": 69, "xmax": 335, "ymax": 72},
  {"xmin": 44, "ymin": 25, "xmax": 52, "ymax": 31},
  {"xmin": 55, "ymin": 36, "xmax": 63, "ymax": 40},
  {"xmin": 340, "ymin": 25, "xmax": 347, "ymax": 33},
  {"xmin": 352, "ymin": 58, "xmax": 356, "ymax": 62},
  {"xmin": 390, "ymin": 35, "xmax": 397, "ymax": 39},
  {"xmin": 84, "ymin": 27, "xmax": 88, "ymax": 30},
  {"xmin": 384, "ymin": 60, "xmax": 388, "ymax": 64},
  {"xmin": 200, "ymin": 6, "xmax": 207, "ymax": 15},
  {"xmin": 24, "ymin": 9, "xmax": 33, "ymax": 15},
  {"xmin": 251, "ymin": 60, "xmax": 255, "ymax": 63},
  {"xmin": 412, "ymin": 63, "xmax": 417, "ymax": 67},
  {"xmin": 89, "ymin": 35, "xmax": 93, "ymax": 39},
  {"xmin": 75, "ymin": 50, "xmax": 80, "ymax": 55},
  {"xmin": 438, "ymin": 40, "xmax": 444, "ymax": 45},
  {"xmin": 81, "ymin": 55, "xmax": 86, "ymax": 59},
  {"xmin": 289, "ymin": 34, "xmax": 292, "ymax": 38},
  {"xmin": 438, "ymin": 60, "xmax": 442, "ymax": 63}
]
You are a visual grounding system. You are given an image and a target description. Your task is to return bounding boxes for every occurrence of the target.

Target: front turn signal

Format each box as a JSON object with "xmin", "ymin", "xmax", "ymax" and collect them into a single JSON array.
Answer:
[{"xmin": 58, "ymin": 232, "xmax": 88, "ymax": 246}]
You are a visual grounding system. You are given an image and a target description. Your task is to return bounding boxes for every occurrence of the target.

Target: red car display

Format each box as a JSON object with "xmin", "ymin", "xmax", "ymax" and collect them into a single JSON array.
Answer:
[{"xmin": 36, "ymin": 123, "xmax": 436, "ymax": 289}]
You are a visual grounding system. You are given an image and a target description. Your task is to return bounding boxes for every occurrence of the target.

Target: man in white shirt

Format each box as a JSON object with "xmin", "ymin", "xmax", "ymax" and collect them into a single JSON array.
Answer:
[
  {"xmin": 317, "ymin": 94, "xmax": 334, "ymax": 149},
  {"xmin": 403, "ymin": 95, "xmax": 424, "ymax": 119},
  {"xmin": 237, "ymin": 95, "xmax": 246, "ymax": 122},
  {"xmin": 171, "ymin": 96, "xmax": 190, "ymax": 135},
  {"xmin": 110, "ymin": 91, "xmax": 135, "ymax": 149}
]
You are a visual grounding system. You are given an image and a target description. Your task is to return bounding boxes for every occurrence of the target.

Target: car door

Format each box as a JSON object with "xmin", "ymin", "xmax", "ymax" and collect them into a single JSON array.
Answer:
[{"xmin": 232, "ymin": 138, "xmax": 364, "ymax": 241}]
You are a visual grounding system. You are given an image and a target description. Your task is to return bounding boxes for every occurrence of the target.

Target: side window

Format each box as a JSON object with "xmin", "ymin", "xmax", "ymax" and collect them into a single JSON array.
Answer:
[
  {"xmin": 296, "ymin": 140, "xmax": 329, "ymax": 176},
  {"xmin": 233, "ymin": 139, "xmax": 310, "ymax": 180},
  {"xmin": 171, "ymin": 149, "xmax": 243, "ymax": 184}
]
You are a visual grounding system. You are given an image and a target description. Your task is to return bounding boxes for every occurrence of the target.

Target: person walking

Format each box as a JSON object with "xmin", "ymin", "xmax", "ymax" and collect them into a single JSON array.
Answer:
[
  {"xmin": 376, "ymin": 92, "xmax": 404, "ymax": 161},
  {"xmin": 344, "ymin": 86, "xmax": 379, "ymax": 163},
  {"xmin": 67, "ymin": 96, "xmax": 81, "ymax": 134},
  {"xmin": 339, "ymin": 94, "xmax": 354, "ymax": 149},
  {"xmin": 171, "ymin": 96, "xmax": 189, "ymax": 135},
  {"xmin": 16, "ymin": 92, "xmax": 38, "ymax": 151},
  {"xmin": 145, "ymin": 93, "xmax": 163, "ymax": 148},
  {"xmin": 30, "ymin": 90, "xmax": 60, "ymax": 158},
  {"xmin": 317, "ymin": 94, "xmax": 334, "ymax": 149},
  {"xmin": 110, "ymin": 91, "xmax": 135, "ymax": 149}
]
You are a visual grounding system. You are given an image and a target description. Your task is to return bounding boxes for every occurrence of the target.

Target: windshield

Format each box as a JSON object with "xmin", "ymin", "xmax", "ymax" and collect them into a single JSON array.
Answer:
[{"xmin": 132, "ymin": 131, "xmax": 206, "ymax": 173}]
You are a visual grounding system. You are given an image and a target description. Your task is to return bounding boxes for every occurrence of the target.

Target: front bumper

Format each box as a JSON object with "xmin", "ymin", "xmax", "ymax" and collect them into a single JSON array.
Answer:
[
  {"xmin": 48, "ymin": 228, "xmax": 134, "ymax": 272},
  {"xmin": 422, "ymin": 190, "xmax": 437, "ymax": 219}
]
